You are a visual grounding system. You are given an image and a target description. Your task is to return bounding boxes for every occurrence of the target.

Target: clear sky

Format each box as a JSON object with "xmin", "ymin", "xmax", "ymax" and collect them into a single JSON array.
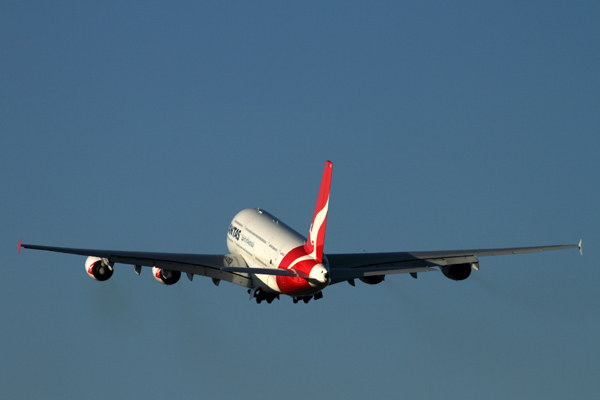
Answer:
[{"xmin": 1, "ymin": 1, "xmax": 598, "ymax": 399}]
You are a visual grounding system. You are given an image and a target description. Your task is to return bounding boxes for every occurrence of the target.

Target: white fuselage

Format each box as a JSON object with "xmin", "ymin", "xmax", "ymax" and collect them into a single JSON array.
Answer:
[{"xmin": 226, "ymin": 208, "xmax": 329, "ymax": 296}]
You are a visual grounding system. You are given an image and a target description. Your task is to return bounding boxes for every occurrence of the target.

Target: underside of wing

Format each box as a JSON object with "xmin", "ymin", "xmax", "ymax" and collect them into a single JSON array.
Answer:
[
  {"xmin": 21, "ymin": 244, "xmax": 262, "ymax": 288},
  {"xmin": 327, "ymin": 243, "xmax": 580, "ymax": 284}
]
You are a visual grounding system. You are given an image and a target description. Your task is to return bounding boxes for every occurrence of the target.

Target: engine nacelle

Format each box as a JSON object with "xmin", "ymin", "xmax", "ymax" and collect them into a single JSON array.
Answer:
[
  {"xmin": 85, "ymin": 256, "xmax": 114, "ymax": 281},
  {"xmin": 152, "ymin": 267, "xmax": 181, "ymax": 285},
  {"xmin": 359, "ymin": 275, "xmax": 385, "ymax": 285},
  {"xmin": 440, "ymin": 263, "xmax": 472, "ymax": 281}
]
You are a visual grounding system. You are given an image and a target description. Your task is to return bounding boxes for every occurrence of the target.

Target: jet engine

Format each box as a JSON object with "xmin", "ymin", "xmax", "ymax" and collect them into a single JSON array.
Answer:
[
  {"xmin": 359, "ymin": 275, "xmax": 385, "ymax": 285},
  {"xmin": 152, "ymin": 267, "xmax": 181, "ymax": 285},
  {"xmin": 85, "ymin": 256, "xmax": 114, "ymax": 281},
  {"xmin": 440, "ymin": 263, "xmax": 472, "ymax": 281}
]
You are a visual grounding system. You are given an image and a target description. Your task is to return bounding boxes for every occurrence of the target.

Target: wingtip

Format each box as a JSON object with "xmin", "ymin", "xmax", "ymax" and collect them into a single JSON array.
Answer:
[
  {"xmin": 578, "ymin": 239, "xmax": 582, "ymax": 255},
  {"xmin": 18, "ymin": 238, "xmax": 22, "ymax": 254}
]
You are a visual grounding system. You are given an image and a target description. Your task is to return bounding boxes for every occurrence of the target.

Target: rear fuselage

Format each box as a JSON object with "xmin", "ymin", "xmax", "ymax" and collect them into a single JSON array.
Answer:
[{"xmin": 226, "ymin": 208, "xmax": 329, "ymax": 296}]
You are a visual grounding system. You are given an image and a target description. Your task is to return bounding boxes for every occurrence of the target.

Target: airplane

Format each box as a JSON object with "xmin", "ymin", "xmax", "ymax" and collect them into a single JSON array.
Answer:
[{"xmin": 19, "ymin": 161, "xmax": 582, "ymax": 304}]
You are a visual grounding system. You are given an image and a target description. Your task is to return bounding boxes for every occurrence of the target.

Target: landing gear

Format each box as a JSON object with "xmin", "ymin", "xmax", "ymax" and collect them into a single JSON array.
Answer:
[
  {"xmin": 292, "ymin": 292, "xmax": 323, "ymax": 304},
  {"xmin": 292, "ymin": 296, "xmax": 312, "ymax": 303},
  {"xmin": 248, "ymin": 289, "xmax": 324, "ymax": 304},
  {"xmin": 248, "ymin": 289, "xmax": 279, "ymax": 304}
]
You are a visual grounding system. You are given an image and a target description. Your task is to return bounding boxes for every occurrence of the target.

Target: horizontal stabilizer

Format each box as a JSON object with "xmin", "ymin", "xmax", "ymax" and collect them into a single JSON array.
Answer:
[{"xmin": 221, "ymin": 267, "xmax": 308, "ymax": 278}]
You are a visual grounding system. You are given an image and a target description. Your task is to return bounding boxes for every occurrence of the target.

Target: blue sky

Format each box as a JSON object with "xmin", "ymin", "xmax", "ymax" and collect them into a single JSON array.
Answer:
[{"xmin": 1, "ymin": 1, "xmax": 598, "ymax": 398}]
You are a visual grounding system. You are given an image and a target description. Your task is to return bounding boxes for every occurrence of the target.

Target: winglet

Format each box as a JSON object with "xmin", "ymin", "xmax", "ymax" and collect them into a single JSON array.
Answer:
[
  {"xmin": 304, "ymin": 161, "xmax": 333, "ymax": 263},
  {"xmin": 578, "ymin": 239, "xmax": 582, "ymax": 255},
  {"xmin": 18, "ymin": 238, "xmax": 22, "ymax": 254}
]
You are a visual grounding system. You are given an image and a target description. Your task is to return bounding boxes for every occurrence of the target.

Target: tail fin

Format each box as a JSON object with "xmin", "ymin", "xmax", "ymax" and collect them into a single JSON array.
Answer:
[{"xmin": 304, "ymin": 161, "xmax": 333, "ymax": 263}]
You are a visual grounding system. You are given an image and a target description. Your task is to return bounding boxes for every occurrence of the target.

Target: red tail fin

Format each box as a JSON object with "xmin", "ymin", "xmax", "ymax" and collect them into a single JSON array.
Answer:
[{"xmin": 304, "ymin": 161, "xmax": 332, "ymax": 262}]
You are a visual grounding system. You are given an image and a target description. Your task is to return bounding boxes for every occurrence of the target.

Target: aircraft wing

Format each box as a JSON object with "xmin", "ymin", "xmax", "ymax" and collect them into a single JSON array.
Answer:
[
  {"xmin": 327, "ymin": 242, "xmax": 581, "ymax": 284},
  {"xmin": 20, "ymin": 244, "xmax": 299, "ymax": 288}
]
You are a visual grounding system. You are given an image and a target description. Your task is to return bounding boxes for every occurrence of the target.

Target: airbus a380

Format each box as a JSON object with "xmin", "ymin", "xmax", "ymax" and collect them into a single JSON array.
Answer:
[{"xmin": 20, "ymin": 161, "xmax": 581, "ymax": 304}]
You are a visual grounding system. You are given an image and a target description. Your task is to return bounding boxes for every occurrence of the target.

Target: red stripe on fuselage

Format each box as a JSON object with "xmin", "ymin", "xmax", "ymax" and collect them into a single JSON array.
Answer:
[{"xmin": 276, "ymin": 245, "xmax": 317, "ymax": 295}]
